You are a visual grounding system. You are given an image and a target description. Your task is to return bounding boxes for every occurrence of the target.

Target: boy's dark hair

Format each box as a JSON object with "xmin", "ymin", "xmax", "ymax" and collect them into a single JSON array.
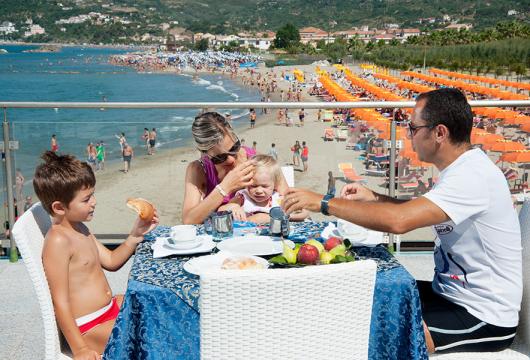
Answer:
[
  {"xmin": 33, "ymin": 151, "xmax": 95, "ymax": 215},
  {"xmin": 416, "ymin": 88, "xmax": 473, "ymax": 144}
]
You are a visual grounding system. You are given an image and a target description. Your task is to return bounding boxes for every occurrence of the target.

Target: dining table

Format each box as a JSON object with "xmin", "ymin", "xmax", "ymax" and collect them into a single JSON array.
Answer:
[{"xmin": 104, "ymin": 221, "xmax": 428, "ymax": 360}]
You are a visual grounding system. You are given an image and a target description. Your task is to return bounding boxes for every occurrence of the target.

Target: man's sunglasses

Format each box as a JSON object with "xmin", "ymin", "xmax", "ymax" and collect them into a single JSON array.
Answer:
[
  {"xmin": 407, "ymin": 122, "xmax": 435, "ymax": 138},
  {"xmin": 209, "ymin": 139, "xmax": 241, "ymax": 164}
]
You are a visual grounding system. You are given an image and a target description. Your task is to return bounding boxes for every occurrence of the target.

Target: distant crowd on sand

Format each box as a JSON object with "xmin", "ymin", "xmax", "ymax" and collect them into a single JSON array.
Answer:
[{"xmin": 109, "ymin": 50, "xmax": 260, "ymax": 74}]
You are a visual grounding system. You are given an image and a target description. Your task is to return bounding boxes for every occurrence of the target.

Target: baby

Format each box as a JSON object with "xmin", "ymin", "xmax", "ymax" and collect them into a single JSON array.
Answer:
[
  {"xmin": 220, "ymin": 154, "xmax": 308, "ymax": 223},
  {"xmin": 34, "ymin": 151, "xmax": 158, "ymax": 359}
]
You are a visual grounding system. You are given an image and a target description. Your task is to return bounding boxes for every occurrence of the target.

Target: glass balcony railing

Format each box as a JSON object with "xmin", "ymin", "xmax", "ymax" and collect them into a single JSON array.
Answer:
[{"xmin": 1, "ymin": 100, "xmax": 528, "ymax": 259}]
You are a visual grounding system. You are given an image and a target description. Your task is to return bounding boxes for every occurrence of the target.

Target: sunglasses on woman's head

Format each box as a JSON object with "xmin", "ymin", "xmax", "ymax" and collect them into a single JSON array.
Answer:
[{"xmin": 209, "ymin": 139, "xmax": 241, "ymax": 164}]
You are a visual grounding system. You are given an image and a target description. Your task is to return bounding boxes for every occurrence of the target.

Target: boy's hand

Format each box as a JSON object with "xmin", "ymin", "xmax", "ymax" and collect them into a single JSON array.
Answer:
[
  {"xmin": 74, "ymin": 347, "xmax": 101, "ymax": 360},
  {"xmin": 130, "ymin": 208, "xmax": 160, "ymax": 241}
]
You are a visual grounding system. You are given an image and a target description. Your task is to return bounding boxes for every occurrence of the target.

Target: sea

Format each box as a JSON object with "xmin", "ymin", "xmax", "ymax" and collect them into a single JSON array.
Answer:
[{"xmin": 0, "ymin": 44, "xmax": 261, "ymax": 186}]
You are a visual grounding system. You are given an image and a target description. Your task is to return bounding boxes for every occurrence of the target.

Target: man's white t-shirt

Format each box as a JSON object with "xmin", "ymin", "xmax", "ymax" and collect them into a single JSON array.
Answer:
[{"xmin": 423, "ymin": 148, "xmax": 522, "ymax": 327}]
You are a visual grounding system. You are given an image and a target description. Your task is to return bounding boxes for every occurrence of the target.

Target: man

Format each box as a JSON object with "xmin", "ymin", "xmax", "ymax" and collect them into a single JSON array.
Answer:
[
  {"xmin": 283, "ymin": 88, "xmax": 522, "ymax": 354},
  {"xmin": 148, "ymin": 128, "xmax": 157, "ymax": 155},
  {"xmin": 301, "ymin": 141, "xmax": 308, "ymax": 172}
]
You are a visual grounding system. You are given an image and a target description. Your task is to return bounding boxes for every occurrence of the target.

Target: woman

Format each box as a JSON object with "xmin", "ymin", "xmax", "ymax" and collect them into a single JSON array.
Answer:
[
  {"xmin": 291, "ymin": 140, "xmax": 301, "ymax": 167},
  {"xmin": 182, "ymin": 112, "xmax": 288, "ymax": 224}
]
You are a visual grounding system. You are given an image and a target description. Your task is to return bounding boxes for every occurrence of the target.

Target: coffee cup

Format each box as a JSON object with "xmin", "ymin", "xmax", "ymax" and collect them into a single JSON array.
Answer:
[{"xmin": 170, "ymin": 225, "xmax": 197, "ymax": 242}]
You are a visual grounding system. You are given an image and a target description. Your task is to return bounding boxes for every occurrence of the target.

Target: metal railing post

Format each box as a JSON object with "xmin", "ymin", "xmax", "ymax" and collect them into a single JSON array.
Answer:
[
  {"xmin": 2, "ymin": 108, "xmax": 17, "ymax": 262},
  {"xmin": 388, "ymin": 119, "xmax": 397, "ymax": 251}
]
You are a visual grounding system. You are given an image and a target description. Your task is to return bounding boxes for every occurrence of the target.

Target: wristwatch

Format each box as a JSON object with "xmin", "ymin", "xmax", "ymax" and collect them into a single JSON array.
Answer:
[{"xmin": 320, "ymin": 194, "xmax": 334, "ymax": 216}]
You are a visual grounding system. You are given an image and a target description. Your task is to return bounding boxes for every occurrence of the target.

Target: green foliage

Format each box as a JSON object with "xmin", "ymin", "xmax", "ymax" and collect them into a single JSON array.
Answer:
[
  {"xmin": 194, "ymin": 38, "xmax": 209, "ymax": 51},
  {"xmin": 273, "ymin": 23, "xmax": 300, "ymax": 49}
]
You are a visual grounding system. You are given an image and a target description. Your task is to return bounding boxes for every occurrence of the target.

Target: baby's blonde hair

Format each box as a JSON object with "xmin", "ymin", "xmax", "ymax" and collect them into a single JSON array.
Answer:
[{"xmin": 253, "ymin": 154, "xmax": 281, "ymax": 187}]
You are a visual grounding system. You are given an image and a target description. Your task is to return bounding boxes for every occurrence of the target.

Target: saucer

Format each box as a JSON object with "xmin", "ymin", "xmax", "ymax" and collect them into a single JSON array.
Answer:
[{"xmin": 164, "ymin": 236, "xmax": 202, "ymax": 250}]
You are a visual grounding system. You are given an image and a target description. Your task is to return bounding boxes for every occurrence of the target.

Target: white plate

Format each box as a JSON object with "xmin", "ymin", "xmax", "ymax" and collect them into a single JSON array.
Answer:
[
  {"xmin": 183, "ymin": 251, "xmax": 269, "ymax": 276},
  {"xmin": 151, "ymin": 235, "xmax": 215, "ymax": 258},
  {"xmin": 216, "ymin": 235, "xmax": 294, "ymax": 256}
]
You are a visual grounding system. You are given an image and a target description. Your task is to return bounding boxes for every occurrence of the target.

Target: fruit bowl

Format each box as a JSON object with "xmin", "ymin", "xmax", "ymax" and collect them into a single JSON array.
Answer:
[{"xmin": 268, "ymin": 238, "xmax": 356, "ymax": 267}]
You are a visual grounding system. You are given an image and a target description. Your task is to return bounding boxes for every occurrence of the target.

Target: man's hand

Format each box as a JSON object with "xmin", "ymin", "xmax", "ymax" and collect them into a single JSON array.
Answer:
[
  {"xmin": 74, "ymin": 347, "xmax": 101, "ymax": 360},
  {"xmin": 130, "ymin": 209, "xmax": 160, "ymax": 241},
  {"xmin": 282, "ymin": 188, "xmax": 323, "ymax": 214},
  {"xmin": 340, "ymin": 183, "xmax": 377, "ymax": 202}
]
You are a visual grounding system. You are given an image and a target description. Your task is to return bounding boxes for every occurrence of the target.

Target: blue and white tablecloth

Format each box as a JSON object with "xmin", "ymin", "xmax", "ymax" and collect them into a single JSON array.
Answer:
[{"xmin": 104, "ymin": 222, "xmax": 428, "ymax": 360}]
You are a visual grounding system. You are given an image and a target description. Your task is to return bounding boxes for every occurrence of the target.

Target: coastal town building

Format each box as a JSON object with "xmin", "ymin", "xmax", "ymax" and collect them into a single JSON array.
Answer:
[
  {"xmin": 0, "ymin": 21, "xmax": 16, "ymax": 35},
  {"xmin": 24, "ymin": 24, "xmax": 45, "ymax": 38},
  {"xmin": 445, "ymin": 23, "xmax": 473, "ymax": 30},
  {"xmin": 237, "ymin": 31, "xmax": 275, "ymax": 51},
  {"xmin": 299, "ymin": 27, "xmax": 333, "ymax": 47}
]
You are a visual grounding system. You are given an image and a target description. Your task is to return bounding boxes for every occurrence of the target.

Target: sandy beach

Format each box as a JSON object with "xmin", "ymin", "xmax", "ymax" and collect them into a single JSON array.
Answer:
[{"xmin": 84, "ymin": 62, "xmax": 435, "ymax": 243}]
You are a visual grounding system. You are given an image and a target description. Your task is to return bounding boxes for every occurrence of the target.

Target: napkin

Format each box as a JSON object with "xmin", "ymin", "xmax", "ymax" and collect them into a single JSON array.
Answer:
[
  {"xmin": 321, "ymin": 222, "xmax": 383, "ymax": 247},
  {"xmin": 151, "ymin": 235, "xmax": 215, "ymax": 258}
]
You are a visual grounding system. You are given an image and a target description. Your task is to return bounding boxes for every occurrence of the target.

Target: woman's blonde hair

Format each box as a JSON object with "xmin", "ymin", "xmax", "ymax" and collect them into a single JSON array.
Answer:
[
  {"xmin": 192, "ymin": 112, "xmax": 236, "ymax": 152},
  {"xmin": 253, "ymin": 154, "xmax": 281, "ymax": 187}
]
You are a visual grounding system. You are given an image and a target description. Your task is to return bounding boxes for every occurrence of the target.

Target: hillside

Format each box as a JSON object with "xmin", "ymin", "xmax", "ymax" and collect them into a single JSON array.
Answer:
[{"xmin": 1, "ymin": 0, "xmax": 528, "ymax": 44}]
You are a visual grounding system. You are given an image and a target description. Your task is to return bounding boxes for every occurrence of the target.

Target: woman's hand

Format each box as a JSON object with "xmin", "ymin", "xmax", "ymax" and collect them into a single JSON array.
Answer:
[
  {"xmin": 340, "ymin": 183, "xmax": 377, "ymax": 202},
  {"xmin": 220, "ymin": 160, "xmax": 255, "ymax": 193},
  {"xmin": 130, "ymin": 209, "xmax": 160, "ymax": 241}
]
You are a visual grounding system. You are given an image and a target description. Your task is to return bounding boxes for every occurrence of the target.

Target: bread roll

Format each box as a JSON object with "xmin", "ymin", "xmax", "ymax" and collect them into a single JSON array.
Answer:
[
  {"xmin": 221, "ymin": 257, "xmax": 264, "ymax": 270},
  {"xmin": 126, "ymin": 198, "xmax": 155, "ymax": 221}
]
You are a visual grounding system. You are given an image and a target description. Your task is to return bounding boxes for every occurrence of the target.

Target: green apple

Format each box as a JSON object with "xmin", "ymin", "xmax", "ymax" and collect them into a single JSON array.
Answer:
[
  {"xmin": 320, "ymin": 251, "xmax": 335, "ymax": 264},
  {"xmin": 282, "ymin": 240, "xmax": 297, "ymax": 264},
  {"xmin": 329, "ymin": 243, "xmax": 346, "ymax": 257},
  {"xmin": 305, "ymin": 239, "xmax": 324, "ymax": 254}
]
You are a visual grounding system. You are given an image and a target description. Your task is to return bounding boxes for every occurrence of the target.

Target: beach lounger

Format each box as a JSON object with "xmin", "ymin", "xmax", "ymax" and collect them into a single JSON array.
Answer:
[
  {"xmin": 365, "ymin": 168, "xmax": 388, "ymax": 177},
  {"xmin": 338, "ymin": 162, "xmax": 353, "ymax": 172},
  {"xmin": 336, "ymin": 128, "xmax": 349, "ymax": 142},
  {"xmin": 324, "ymin": 128, "xmax": 335, "ymax": 141}
]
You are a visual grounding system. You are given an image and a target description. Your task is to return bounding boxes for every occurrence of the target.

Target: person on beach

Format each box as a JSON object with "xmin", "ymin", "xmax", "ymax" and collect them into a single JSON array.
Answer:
[
  {"xmin": 301, "ymin": 141, "xmax": 309, "ymax": 172},
  {"xmin": 86, "ymin": 143, "xmax": 97, "ymax": 172},
  {"xmin": 282, "ymin": 88, "xmax": 522, "ymax": 355},
  {"xmin": 96, "ymin": 142, "xmax": 105, "ymax": 171},
  {"xmin": 291, "ymin": 140, "xmax": 301, "ymax": 167},
  {"xmin": 23, "ymin": 195, "xmax": 33, "ymax": 212},
  {"xmin": 218, "ymin": 155, "xmax": 308, "ymax": 223},
  {"xmin": 34, "ymin": 151, "xmax": 158, "ymax": 359},
  {"xmin": 116, "ymin": 132, "xmax": 126, "ymax": 152},
  {"xmin": 122, "ymin": 143, "xmax": 133, "ymax": 173},
  {"xmin": 15, "ymin": 169, "xmax": 24, "ymax": 204},
  {"xmin": 267, "ymin": 143, "xmax": 278, "ymax": 161},
  {"xmin": 51, "ymin": 134, "xmax": 59, "ymax": 152},
  {"xmin": 148, "ymin": 128, "xmax": 157, "ymax": 155},
  {"xmin": 182, "ymin": 112, "xmax": 289, "ymax": 224},
  {"xmin": 298, "ymin": 108, "xmax": 306, "ymax": 127},
  {"xmin": 249, "ymin": 109, "xmax": 257, "ymax": 129},
  {"xmin": 276, "ymin": 109, "xmax": 284, "ymax": 125},
  {"xmin": 327, "ymin": 171, "xmax": 336, "ymax": 197},
  {"xmin": 141, "ymin": 128, "xmax": 149, "ymax": 152},
  {"xmin": 317, "ymin": 109, "xmax": 322, "ymax": 122}
]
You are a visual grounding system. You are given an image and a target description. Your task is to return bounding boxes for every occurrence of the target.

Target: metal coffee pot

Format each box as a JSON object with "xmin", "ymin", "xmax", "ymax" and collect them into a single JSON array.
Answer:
[{"xmin": 269, "ymin": 207, "xmax": 290, "ymax": 238}]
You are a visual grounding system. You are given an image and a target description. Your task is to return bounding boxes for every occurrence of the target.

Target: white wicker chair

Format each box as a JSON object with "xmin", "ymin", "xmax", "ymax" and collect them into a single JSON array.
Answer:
[
  {"xmin": 200, "ymin": 260, "xmax": 377, "ymax": 360},
  {"xmin": 430, "ymin": 199, "xmax": 530, "ymax": 359},
  {"xmin": 12, "ymin": 202, "xmax": 72, "ymax": 360}
]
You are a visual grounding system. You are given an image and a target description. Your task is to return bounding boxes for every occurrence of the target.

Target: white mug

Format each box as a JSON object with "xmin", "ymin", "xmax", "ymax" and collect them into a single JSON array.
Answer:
[{"xmin": 170, "ymin": 225, "xmax": 197, "ymax": 242}]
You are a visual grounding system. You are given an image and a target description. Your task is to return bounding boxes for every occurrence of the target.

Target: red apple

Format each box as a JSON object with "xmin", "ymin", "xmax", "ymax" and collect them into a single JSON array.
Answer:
[
  {"xmin": 297, "ymin": 244, "xmax": 320, "ymax": 265},
  {"xmin": 324, "ymin": 237, "xmax": 343, "ymax": 251}
]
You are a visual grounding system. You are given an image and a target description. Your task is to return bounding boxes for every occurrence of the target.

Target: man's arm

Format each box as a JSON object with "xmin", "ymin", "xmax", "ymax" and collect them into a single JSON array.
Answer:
[
  {"xmin": 283, "ymin": 188, "xmax": 449, "ymax": 234},
  {"xmin": 42, "ymin": 234, "xmax": 98, "ymax": 358}
]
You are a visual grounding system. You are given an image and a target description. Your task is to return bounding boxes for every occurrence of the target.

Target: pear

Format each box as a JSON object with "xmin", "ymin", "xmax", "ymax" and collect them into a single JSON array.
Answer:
[
  {"xmin": 329, "ymin": 243, "xmax": 346, "ymax": 258},
  {"xmin": 320, "ymin": 251, "xmax": 335, "ymax": 265},
  {"xmin": 305, "ymin": 239, "xmax": 324, "ymax": 254},
  {"xmin": 282, "ymin": 240, "xmax": 297, "ymax": 264}
]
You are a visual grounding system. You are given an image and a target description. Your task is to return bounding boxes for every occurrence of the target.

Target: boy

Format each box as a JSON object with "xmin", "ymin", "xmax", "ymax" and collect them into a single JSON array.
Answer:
[{"xmin": 34, "ymin": 151, "xmax": 158, "ymax": 359}]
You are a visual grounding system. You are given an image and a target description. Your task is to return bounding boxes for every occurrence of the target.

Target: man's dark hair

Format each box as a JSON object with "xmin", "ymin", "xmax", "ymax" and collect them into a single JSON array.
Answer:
[
  {"xmin": 33, "ymin": 151, "xmax": 95, "ymax": 215},
  {"xmin": 416, "ymin": 88, "xmax": 473, "ymax": 144}
]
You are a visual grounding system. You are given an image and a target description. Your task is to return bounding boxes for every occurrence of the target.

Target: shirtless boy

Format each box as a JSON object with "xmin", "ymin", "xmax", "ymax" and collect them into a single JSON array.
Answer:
[{"xmin": 34, "ymin": 151, "xmax": 158, "ymax": 359}]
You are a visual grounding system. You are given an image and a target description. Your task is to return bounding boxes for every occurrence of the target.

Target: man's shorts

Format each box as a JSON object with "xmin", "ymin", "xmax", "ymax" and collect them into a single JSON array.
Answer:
[{"xmin": 417, "ymin": 280, "xmax": 517, "ymax": 353}]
